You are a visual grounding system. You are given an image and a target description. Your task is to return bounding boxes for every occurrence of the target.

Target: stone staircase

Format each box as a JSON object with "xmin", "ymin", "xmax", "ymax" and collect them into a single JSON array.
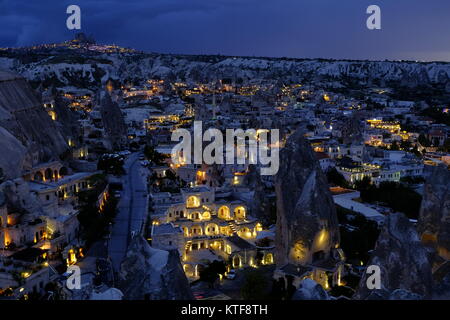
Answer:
[
  {"xmin": 227, "ymin": 221, "xmax": 237, "ymax": 234},
  {"xmin": 184, "ymin": 241, "xmax": 192, "ymax": 253}
]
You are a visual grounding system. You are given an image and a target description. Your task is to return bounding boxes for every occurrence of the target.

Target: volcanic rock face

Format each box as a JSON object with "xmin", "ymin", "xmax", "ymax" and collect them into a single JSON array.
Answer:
[
  {"xmin": 433, "ymin": 267, "xmax": 450, "ymax": 300},
  {"xmin": 99, "ymin": 92, "xmax": 127, "ymax": 150},
  {"xmin": 275, "ymin": 129, "xmax": 340, "ymax": 267},
  {"xmin": 0, "ymin": 127, "xmax": 27, "ymax": 179},
  {"xmin": 354, "ymin": 213, "xmax": 433, "ymax": 300},
  {"xmin": 4, "ymin": 52, "xmax": 450, "ymax": 92},
  {"xmin": 417, "ymin": 165, "xmax": 450, "ymax": 260},
  {"xmin": 118, "ymin": 236, "xmax": 194, "ymax": 300},
  {"xmin": 291, "ymin": 279, "xmax": 330, "ymax": 300},
  {"xmin": 388, "ymin": 289, "xmax": 423, "ymax": 300},
  {"xmin": 0, "ymin": 70, "xmax": 68, "ymax": 178},
  {"xmin": 0, "ymin": 179, "xmax": 45, "ymax": 221},
  {"xmin": 52, "ymin": 94, "xmax": 81, "ymax": 141},
  {"xmin": 247, "ymin": 165, "xmax": 273, "ymax": 225}
]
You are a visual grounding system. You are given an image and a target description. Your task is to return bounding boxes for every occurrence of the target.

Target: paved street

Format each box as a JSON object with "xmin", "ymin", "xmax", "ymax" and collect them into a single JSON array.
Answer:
[{"xmin": 108, "ymin": 152, "xmax": 149, "ymax": 271}]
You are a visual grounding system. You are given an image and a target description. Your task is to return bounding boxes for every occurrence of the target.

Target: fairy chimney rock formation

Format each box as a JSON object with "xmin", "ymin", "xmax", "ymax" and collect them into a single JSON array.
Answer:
[
  {"xmin": 354, "ymin": 213, "xmax": 433, "ymax": 300},
  {"xmin": 118, "ymin": 236, "xmax": 194, "ymax": 300},
  {"xmin": 275, "ymin": 128, "xmax": 340, "ymax": 267},
  {"xmin": 418, "ymin": 165, "xmax": 450, "ymax": 260}
]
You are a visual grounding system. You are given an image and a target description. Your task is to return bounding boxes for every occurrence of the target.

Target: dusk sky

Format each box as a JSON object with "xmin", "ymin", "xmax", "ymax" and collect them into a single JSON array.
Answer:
[{"xmin": 0, "ymin": 0, "xmax": 449, "ymax": 61}]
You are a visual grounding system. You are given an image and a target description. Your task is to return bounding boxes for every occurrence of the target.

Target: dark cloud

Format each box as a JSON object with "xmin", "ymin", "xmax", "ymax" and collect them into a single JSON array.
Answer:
[{"xmin": 0, "ymin": 0, "xmax": 449, "ymax": 61}]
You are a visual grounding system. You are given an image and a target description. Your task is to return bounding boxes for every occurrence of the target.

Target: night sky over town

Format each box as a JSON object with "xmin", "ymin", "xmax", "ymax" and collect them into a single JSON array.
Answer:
[
  {"xmin": 1, "ymin": 0, "xmax": 449, "ymax": 61},
  {"xmin": 0, "ymin": 0, "xmax": 450, "ymax": 308}
]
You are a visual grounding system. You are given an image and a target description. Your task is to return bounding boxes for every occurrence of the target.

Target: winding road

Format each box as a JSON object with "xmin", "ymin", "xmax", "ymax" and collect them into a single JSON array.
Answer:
[{"xmin": 108, "ymin": 152, "xmax": 149, "ymax": 271}]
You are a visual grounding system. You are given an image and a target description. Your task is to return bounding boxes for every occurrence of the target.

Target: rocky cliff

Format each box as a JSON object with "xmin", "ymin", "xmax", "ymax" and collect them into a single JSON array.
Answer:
[
  {"xmin": 417, "ymin": 165, "xmax": 450, "ymax": 260},
  {"xmin": 292, "ymin": 279, "xmax": 330, "ymax": 300},
  {"xmin": 2, "ymin": 52, "xmax": 450, "ymax": 91},
  {"xmin": 247, "ymin": 165, "xmax": 272, "ymax": 225},
  {"xmin": 0, "ymin": 70, "xmax": 68, "ymax": 179},
  {"xmin": 0, "ymin": 127, "xmax": 27, "ymax": 179},
  {"xmin": 52, "ymin": 93, "xmax": 81, "ymax": 142},
  {"xmin": 275, "ymin": 128, "xmax": 340, "ymax": 266},
  {"xmin": 118, "ymin": 236, "xmax": 194, "ymax": 300},
  {"xmin": 354, "ymin": 213, "xmax": 433, "ymax": 300},
  {"xmin": 0, "ymin": 178, "xmax": 44, "ymax": 217}
]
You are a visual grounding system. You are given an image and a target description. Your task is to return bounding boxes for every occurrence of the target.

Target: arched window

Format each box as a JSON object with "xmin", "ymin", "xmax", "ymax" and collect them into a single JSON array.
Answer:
[
  {"xmin": 45, "ymin": 168, "xmax": 53, "ymax": 181},
  {"xmin": 205, "ymin": 223, "xmax": 219, "ymax": 236},
  {"xmin": 232, "ymin": 255, "xmax": 242, "ymax": 268},
  {"xmin": 264, "ymin": 253, "xmax": 274, "ymax": 265},
  {"xmin": 190, "ymin": 225, "xmax": 203, "ymax": 236},
  {"xmin": 218, "ymin": 206, "xmax": 230, "ymax": 220},
  {"xmin": 202, "ymin": 211, "xmax": 211, "ymax": 220},
  {"xmin": 234, "ymin": 206, "xmax": 246, "ymax": 220},
  {"xmin": 238, "ymin": 227, "xmax": 252, "ymax": 239},
  {"xmin": 190, "ymin": 212, "xmax": 201, "ymax": 220},
  {"xmin": 186, "ymin": 196, "xmax": 200, "ymax": 208},
  {"xmin": 34, "ymin": 172, "xmax": 44, "ymax": 182}
]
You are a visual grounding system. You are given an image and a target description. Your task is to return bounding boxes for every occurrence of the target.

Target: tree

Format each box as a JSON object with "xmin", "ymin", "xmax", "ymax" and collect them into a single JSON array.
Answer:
[
  {"xmin": 390, "ymin": 141, "xmax": 400, "ymax": 150},
  {"xmin": 411, "ymin": 145, "xmax": 422, "ymax": 157},
  {"xmin": 400, "ymin": 140, "xmax": 411, "ymax": 151},
  {"xmin": 144, "ymin": 145, "xmax": 167, "ymax": 165},
  {"xmin": 400, "ymin": 176, "xmax": 425, "ymax": 185},
  {"xmin": 241, "ymin": 269, "xmax": 270, "ymax": 300},
  {"xmin": 418, "ymin": 133, "xmax": 431, "ymax": 147},
  {"xmin": 442, "ymin": 138, "xmax": 450, "ymax": 152},
  {"xmin": 359, "ymin": 181, "xmax": 422, "ymax": 219},
  {"xmin": 76, "ymin": 174, "xmax": 118, "ymax": 246},
  {"xmin": 129, "ymin": 141, "xmax": 140, "ymax": 150},
  {"xmin": 420, "ymin": 107, "xmax": 450, "ymax": 126},
  {"xmin": 326, "ymin": 168, "xmax": 349, "ymax": 188},
  {"xmin": 270, "ymin": 278, "xmax": 285, "ymax": 300},
  {"xmin": 97, "ymin": 154, "xmax": 125, "ymax": 175},
  {"xmin": 199, "ymin": 261, "xmax": 226, "ymax": 288},
  {"xmin": 354, "ymin": 176, "xmax": 372, "ymax": 192},
  {"xmin": 165, "ymin": 169, "xmax": 177, "ymax": 181},
  {"xmin": 432, "ymin": 137, "xmax": 441, "ymax": 147},
  {"xmin": 336, "ymin": 205, "xmax": 380, "ymax": 264}
]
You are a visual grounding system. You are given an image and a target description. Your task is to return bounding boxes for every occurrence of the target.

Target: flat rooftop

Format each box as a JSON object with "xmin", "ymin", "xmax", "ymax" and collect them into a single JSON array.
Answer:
[{"xmin": 152, "ymin": 223, "xmax": 182, "ymax": 235}]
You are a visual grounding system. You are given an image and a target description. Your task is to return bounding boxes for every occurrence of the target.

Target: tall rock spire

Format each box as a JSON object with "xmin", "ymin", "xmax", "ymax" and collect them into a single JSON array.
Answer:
[
  {"xmin": 275, "ymin": 128, "xmax": 340, "ymax": 267},
  {"xmin": 354, "ymin": 213, "xmax": 433, "ymax": 300},
  {"xmin": 418, "ymin": 165, "xmax": 450, "ymax": 260}
]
